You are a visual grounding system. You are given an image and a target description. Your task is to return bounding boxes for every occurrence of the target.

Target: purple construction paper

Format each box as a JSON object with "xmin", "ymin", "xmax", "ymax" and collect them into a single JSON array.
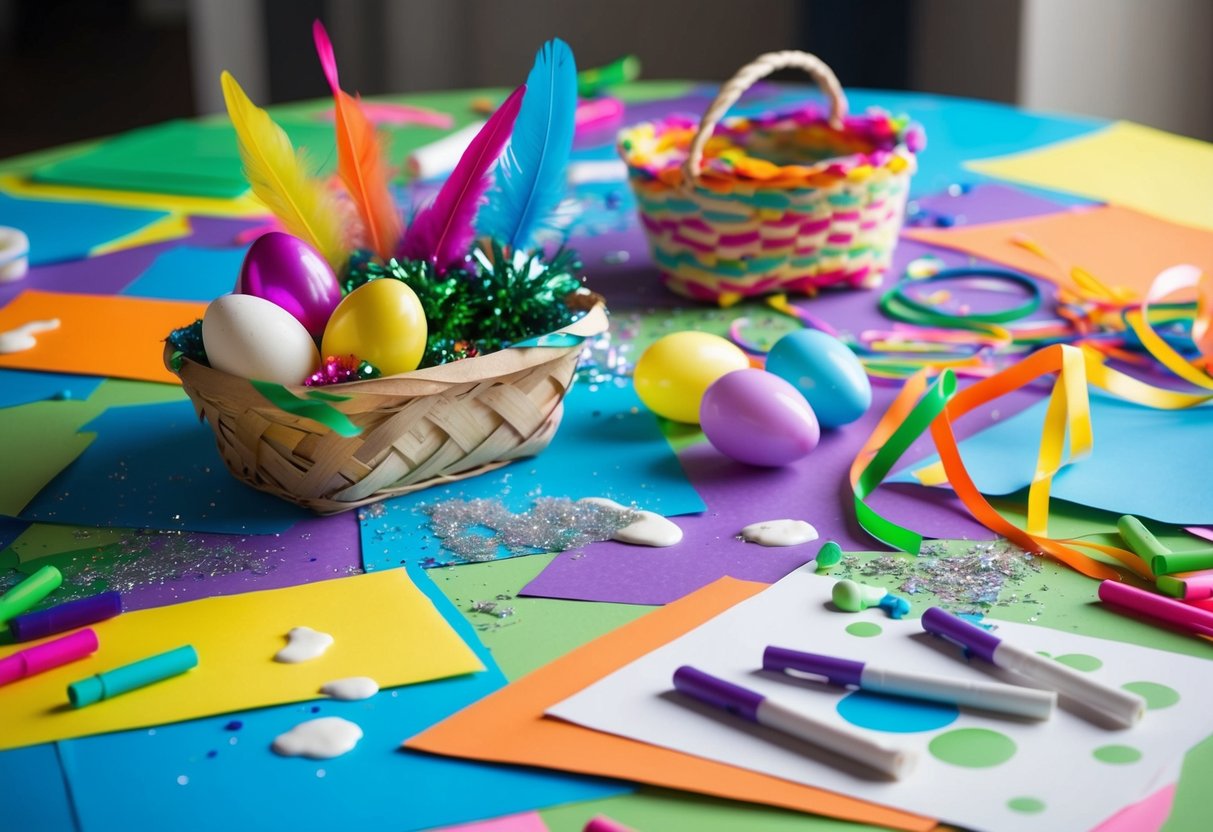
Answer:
[
  {"xmin": 0, "ymin": 215, "xmax": 259, "ymax": 309},
  {"xmin": 907, "ymin": 183, "xmax": 1075, "ymax": 227}
]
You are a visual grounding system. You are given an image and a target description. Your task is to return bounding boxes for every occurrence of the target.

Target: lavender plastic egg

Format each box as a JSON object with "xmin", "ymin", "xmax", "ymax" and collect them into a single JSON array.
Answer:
[
  {"xmin": 699, "ymin": 369, "xmax": 820, "ymax": 467},
  {"xmin": 236, "ymin": 232, "xmax": 342, "ymax": 340}
]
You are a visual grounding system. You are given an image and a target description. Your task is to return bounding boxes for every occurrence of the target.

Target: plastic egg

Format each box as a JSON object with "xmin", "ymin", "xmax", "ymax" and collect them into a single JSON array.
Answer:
[
  {"xmin": 633, "ymin": 331, "xmax": 750, "ymax": 424},
  {"xmin": 765, "ymin": 329, "xmax": 871, "ymax": 428},
  {"xmin": 699, "ymin": 369, "xmax": 820, "ymax": 466},
  {"xmin": 321, "ymin": 278, "xmax": 427, "ymax": 376},
  {"xmin": 202, "ymin": 294, "xmax": 321, "ymax": 384},
  {"xmin": 236, "ymin": 232, "xmax": 342, "ymax": 340}
]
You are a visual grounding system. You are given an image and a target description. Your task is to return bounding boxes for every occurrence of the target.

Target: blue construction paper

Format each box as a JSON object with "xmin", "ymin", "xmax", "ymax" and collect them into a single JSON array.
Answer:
[
  {"xmin": 360, "ymin": 380, "xmax": 706, "ymax": 570},
  {"xmin": 21, "ymin": 400, "xmax": 307, "ymax": 534},
  {"xmin": 892, "ymin": 391, "xmax": 1213, "ymax": 525},
  {"xmin": 0, "ymin": 368, "xmax": 104, "ymax": 409},
  {"xmin": 120, "ymin": 245, "xmax": 248, "ymax": 301},
  {"xmin": 54, "ymin": 561, "xmax": 626, "ymax": 832},
  {"xmin": 0, "ymin": 515, "xmax": 28, "ymax": 551},
  {"xmin": 0, "ymin": 192, "xmax": 168, "ymax": 267},
  {"xmin": 0, "ymin": 744, "xmax": 77, "ymax": 831}
]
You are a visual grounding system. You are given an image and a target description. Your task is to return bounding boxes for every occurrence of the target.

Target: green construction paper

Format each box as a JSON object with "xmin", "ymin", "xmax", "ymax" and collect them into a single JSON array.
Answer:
[
  {"xmin": 88, "ymin": 378, "xmax": 189, "ymax": 408},
  {"xmin": 541, "ymin": 787, "xmax": 889, "ymax": 832},
  {"xmin": 429, "ymin": 553, "xmax": 653, "ymax": 680},
  {"xmin": 9, "ymin": 523, "xmax": 128, "ymax": 564},
  {"xmin": 0, "ymin": 400, "xmax": 97, "ymax": 516},
  {"xmin": 1167, "ymin": 731, "xmax": 1213, "ymax": 832}
]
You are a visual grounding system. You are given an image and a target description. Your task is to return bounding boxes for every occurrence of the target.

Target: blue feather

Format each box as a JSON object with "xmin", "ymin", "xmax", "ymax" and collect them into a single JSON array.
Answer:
[{"xmin": 477, "ymin": 39, "xmax": 577, "ymax": 251}]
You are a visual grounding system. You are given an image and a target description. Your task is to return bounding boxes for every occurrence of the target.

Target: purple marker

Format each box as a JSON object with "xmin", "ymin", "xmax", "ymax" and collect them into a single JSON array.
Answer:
[
  {"xmin": 763, "ymin": 646, "xmax": 1055, "ymax": 720},
  {"xmin": 921, "ymin": 607, "xmax": 1144, "ymax": 728},
  {"xmin": 8, "ymin": 592, "xmax": 122, "ymax": 642},
  {"xmin": 671, "ymin": 665, "xmax": 915, "ymax": 779}
]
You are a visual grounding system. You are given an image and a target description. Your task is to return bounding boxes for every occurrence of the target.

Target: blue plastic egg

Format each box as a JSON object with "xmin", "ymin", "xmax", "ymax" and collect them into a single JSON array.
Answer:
[{"xmin": 765, "ymin": 329, "xmax": 871, "ymax": 428}]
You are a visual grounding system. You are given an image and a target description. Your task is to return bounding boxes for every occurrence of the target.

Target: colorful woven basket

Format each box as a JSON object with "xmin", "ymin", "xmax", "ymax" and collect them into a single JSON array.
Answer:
[
  {"xmin": 619, "ymin": 51, "xmax": 924, "ymax": 305},
  {"xmin": 166, "ymin": 301, "xmax": 607, "ymax": 515}
]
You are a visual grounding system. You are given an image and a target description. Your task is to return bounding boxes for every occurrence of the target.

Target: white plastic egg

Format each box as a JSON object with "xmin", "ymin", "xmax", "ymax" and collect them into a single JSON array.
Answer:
[{"xmin": 201, "ymin": 294, "xmax": 321, "ymax": 384}]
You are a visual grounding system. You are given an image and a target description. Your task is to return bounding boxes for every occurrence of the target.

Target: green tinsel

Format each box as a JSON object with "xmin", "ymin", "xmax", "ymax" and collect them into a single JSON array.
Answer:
[
  {"xmin": 167, "ymin": 320, "xmax": 206, "ymax": 369},
  {"xmin": 342, "ymin": 245, "xmax": 587, "ymax": 368}
]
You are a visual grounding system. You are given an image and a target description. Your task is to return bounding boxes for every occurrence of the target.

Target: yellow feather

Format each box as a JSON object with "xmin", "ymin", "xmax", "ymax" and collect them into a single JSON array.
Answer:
[{"xmin": 220, "ymin": 71, "xmax": 346, "ymax": 271}]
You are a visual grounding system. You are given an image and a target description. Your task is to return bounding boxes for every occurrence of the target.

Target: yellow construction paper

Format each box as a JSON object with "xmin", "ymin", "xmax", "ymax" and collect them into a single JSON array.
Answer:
[
  {"xmin": 91, "ymin": 213, "xmax": 193, "ymax": 256},
  {"xmin": 0, "ymin": 569, "xmax": 482, "ymax": 750},
  {"xmin": 0, "ymin": 174, "xmax": 267, "ymax": 219},
  {"xmin": 967, "ymin": 121, "xmax": 1213, "ymax": 231}
]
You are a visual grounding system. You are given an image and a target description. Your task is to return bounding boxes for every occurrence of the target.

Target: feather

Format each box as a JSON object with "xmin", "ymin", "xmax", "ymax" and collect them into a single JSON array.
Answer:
[
  {"xmin": 312, "ymin": 21, "xmax": 402, "ymax": 262},
  {"xmin": 399, "ymin": 85, "xmax": 525, "ymax": 272},
  {"xmin": 477, "ymin": 39, "xmax": 578, "ymax": 251},
  {"xmin": 220, "ymin": 71, "xmax": 346, "ymax": 271}
]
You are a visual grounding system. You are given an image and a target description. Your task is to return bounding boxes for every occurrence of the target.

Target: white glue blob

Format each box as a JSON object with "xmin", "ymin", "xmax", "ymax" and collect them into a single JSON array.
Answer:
[
  {"xmin": 740, "ymin": 519, "xmax": 819, "ymax": 547},
  {"xmin": 320, "ymin": 677, "xmax": 379, "ymax": 701},
  {"xmin": 580, "ymin": 497, "xmax": 683, "ymax": 547},
  {"xmin": 0, "ymin": 319, "xmax": 59, "ymax": 354},
  {"xmin": 274, "ymin": 626, "xmax": 334, "ymax": 663},
  {"xmin": 271, "ymin": 717, "xmax": 362, "ymax": 759}
]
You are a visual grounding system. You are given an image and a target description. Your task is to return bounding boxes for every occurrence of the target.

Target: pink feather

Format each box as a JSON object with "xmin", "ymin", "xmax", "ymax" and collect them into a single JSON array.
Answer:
[{"xmin": 399, "ymin": 85, "xmax": 525, "ymax": 272}]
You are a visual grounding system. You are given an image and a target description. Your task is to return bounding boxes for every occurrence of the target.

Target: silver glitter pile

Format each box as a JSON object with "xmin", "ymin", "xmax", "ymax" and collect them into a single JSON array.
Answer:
[
  {"xmin": 844, "ymin": 542, "xmax": 1042, "ymax": 613},
  {"xmin": 423, "ymin": 496, "xmax": 641, "ymax": 564},
  {"xmin": 575, "ymin": 319, "xmax": 637, "ymax": 388}
]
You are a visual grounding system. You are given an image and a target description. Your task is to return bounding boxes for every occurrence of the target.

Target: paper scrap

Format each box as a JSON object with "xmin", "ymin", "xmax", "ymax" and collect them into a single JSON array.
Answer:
[
  {"xmin": 0, "ymin": 399, "xmax": 97, "ymax": 516},
  {"xmin": 0, "ymin": 192, "xmax": 169, "ymax": 267},
  {"xmin": 120, "ymin": 244, "xmax": 248, "ymax": 301}
]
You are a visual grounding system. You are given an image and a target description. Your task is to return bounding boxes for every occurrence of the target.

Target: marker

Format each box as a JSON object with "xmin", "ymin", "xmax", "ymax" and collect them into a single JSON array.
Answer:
[
  {"xmin": 9, "ymin": 591, "xmax": 123, "ymax": 642},
  {"xmin": 763, "ymin": 646, "xmax": 1055, "ymax": 720},
  {"xmin": 1156, "ymin": 570, "xmax": 1213, "ymax": 601},
  {"xmin": 583, "ymin": 816, "xmax": 636, "ymax": 832},
  {"xmin": 672, "ymin": 665, "xmax": 916, "ymax": 779},
  {"xmin": 0, "ymin": 565, "xmax": 63, "ymax": 627},
  {"xmin": 406, "ymin": 121, "xmax": 485, "ymax": 180},
  {"xmin": 921, "ymin": 607, "xmax": 1145, "ymax": 727},
  {"xmin": 0, "ymin": 628, "xmax": 99, "ymax": 686},
  {"xmin": 1099, "ymin": 580, "xmax": 1213, "ymax": 639},
  {"xmin": 574, "ymin": 96, "xmax": 624, "ymax": 135},
  {"xmin": 1118, "ymin": 515, "xmax": 1170, "ymax": 562},
  {"xmin": 1150, "ymin": 551, "xmax": 1213, "ymax": 576},
  {"xmin": 577, "ymin": 55, "xmax": 641, "ymax": 97},
  {"xmin": 831, "ymin": 579, "xmax": 911, "ymax": 619},
  {"xmin": 68, "ymin": 644, "xmax": 198, "ymax": 708}
]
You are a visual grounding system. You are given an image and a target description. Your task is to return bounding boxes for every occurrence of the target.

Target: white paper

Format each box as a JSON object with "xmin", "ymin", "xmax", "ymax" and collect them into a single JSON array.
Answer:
[{"xmin": 549, "ymin": 567, "xmax": 1213, "ymax": 832}]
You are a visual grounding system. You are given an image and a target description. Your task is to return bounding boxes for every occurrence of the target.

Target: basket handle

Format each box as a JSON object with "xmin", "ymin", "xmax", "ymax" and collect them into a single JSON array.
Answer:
[{"xmin": 682, "ymin": 50, "xmax": 848, "ymax": 186}]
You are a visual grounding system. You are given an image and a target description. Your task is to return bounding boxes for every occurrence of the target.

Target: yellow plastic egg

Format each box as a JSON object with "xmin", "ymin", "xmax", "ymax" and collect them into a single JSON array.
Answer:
[
  {"xmin": 633, "ymin": 331, "xmax": 750, "ymax": 424},
  {"xmin": 321, "ymin": 279, "xmax": 427, "ymax": 376}
]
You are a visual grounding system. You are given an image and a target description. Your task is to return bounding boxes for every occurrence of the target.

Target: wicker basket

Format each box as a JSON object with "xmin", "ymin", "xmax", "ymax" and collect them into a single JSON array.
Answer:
[
  {"xmin": 166, "ymin": 302, "xmax": 608, "ymax": 514},
  {"xmin": 619, "ymin": 51, "xmax": 923, "ymax": 306}
]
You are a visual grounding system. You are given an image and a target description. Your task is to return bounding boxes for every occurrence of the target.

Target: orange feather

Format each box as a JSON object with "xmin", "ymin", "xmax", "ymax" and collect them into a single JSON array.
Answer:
[{"xmin": 313, "ymin": 21, "xmax": 402, "ymax": 261}]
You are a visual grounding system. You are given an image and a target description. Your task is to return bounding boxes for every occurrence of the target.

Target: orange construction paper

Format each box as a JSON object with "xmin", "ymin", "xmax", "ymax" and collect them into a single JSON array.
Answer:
[
  {"xmin": 903, "ymin": 205, "xmax": 1213, "ymax": 301},
  {"xmin": 406, "ymin": 577, "xmax": 936, "ymax": 832},
  {"xmin": 0, "ymin": 290, "xmax": 205, "ymax": 385}
]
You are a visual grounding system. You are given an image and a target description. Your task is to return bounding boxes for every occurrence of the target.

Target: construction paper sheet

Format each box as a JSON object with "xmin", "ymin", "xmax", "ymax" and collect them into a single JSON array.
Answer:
[
  {"xmin": 907, "ymin": 182, "xmax": 1072, "ymax": 227},
  {"xmin": 408, "ymin": 577, "xmax": 934, "ymax": 832},
  {"xmin": 0, "ymin": 516, "xmax": 27, "ymax": 551},
  {"xmin": 0, "ymin": 568, "xmax": 481, "ymax": 751},
  {"xmin": 6, "ymin": 512, "xmax": 361, "ymax": 612},
  {"xmin": 0, "ymin": 399, "xmax": 97, "ymax": 516},
  {"xmin": 359, "ymin": 380, "xmax": 706, "ymax": 571},
  {"xmin": 903, "ymin": 205, "xmax": 1213, "ymax": 300},
  {"xmin": 1094, "ymin": 781, "xmax": 1177, "ymax": 832},
  {"xmin": 550, "ymin": 567, "xmax": 1213, "ymax": 832},
  {"xmin": 30, "ymin": 120, "xmax": 336, "ymax": 199},
  {"xmin": 91, "ymin": 212, "xmax": 192, "ymax": 256},
  {"xmin": 0, "ymin": 173, "xmax": 268, "ymax": 218},
  {"xmin": 968, "ymin": 121, "xmax": 1213, "ymax": 232},
  {"xmin": 0, "ymin": 192, "xmax": 168, "ymax": 266},
  {"xmin": 0, "ymin": 744, "xmax": 76, "ymax": 832},
  {"xmin": 22, "ymin": 400, "xmax": 310, "ymax": 534},
  {"xmin": 54, "ymin": 560, "xmax": 625, "ymax": 832},
  {"xmin": 893, "ymin": 391, "xmax": 1213, "ymax": 525},
  {"xmin": 0, "ymin": 290, "xmax": 206, "ymax": 384},
  {"xmin": 120, "ymin": 244, "xmax": 247, "ymax": 301},
  {"xmin": 431, "ymin": 812, "xmax": 549, "ymax": 832},
  {"xmin": 522, "ymin": 380, "xmax": 1001, "ymax": 606},
  {"xmin": 0, "ymin": 368, "xmax": 103, "ymax": 408}
]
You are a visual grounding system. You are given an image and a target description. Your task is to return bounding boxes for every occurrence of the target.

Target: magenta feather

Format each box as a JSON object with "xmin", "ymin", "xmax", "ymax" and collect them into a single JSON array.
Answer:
[{"xmin": 399, "ymin": 86, "xmax": 526, "ymax": 272}]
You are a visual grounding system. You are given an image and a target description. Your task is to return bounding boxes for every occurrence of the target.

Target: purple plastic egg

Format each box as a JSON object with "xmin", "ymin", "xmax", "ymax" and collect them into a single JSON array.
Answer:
[
  {"xmin": 699, "ymin": 369, "xmax": 820, "ymax": 467},
  {"xmin": 236, "ymin": 232, "xmax": 342, "ymax": 340}
]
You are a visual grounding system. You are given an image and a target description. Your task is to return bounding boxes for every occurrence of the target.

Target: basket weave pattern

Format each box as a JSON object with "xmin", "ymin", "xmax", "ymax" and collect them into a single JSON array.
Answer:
[
  {"xmin": 619, "ymin": 51, "xmax": 920, "ymax": 305},
  {"xmin": 169, "ymin": 305, "xmax": 605, "ymax": 514}
]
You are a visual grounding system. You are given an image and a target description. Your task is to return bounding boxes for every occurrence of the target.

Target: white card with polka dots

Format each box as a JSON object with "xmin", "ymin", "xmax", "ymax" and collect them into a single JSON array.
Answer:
[{"xmin": 549, "ymin": 565, "xmax": 1210, "ymax": 831}]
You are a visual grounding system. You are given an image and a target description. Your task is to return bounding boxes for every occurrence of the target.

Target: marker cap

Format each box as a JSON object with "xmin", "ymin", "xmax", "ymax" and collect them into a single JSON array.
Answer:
[
  {"xmin": 68, "ymin": 644, "xmax": 198, "ymax": 708},
  {"xmin": 9, "ymin": 591, "xmax": 122, "ymax": 642},
  {"xmin": 763, "ymin": 646, "xmax": 863, "ymax": 687},
  {"xmin": 0, "ymin": 628, "xmax": 99, "ymax": 686},
  {"xmin": 921, "ymin": 607, "xmax": 1001, "ymax": 663},
  {"xmin": 673, "ymin": 665, "xmax": 762, "ymax": 721},
  {"xmin": 0, "ymin": 564, "xmax": 63, "ymax": 625}
]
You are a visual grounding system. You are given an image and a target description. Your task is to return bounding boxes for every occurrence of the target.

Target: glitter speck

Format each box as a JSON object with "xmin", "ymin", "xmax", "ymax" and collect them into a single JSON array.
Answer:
[
  {"xmin": 177, "ymin": 775, "xmax": 189, "ymax": 786},
  {"xmin": 316, "ymin": 769, "xmax": 326, "ymax": 779}
]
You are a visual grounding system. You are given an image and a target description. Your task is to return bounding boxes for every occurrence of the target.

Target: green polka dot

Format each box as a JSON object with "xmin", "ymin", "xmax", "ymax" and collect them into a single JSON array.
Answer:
[
  {"xmin": 845, "ymin": 621, "xmax": 882, "ymax": 638},
  {"xmin": 1054, "ymin": 653, "xmax": 1102, "ymax": 672},
  {"xmin": 929, "ymin": 728, "xmax": 1017, "ymax": 768},
  {"xmin": 1122, "ymin": 681, "xmax": 1180, "ymax": 710},
  {"xmin": 1093, "ymin": 745, "xmax": 1142, "ymax": 764},
  {"xmin": 1007, "ymin": 797, "xmax": 1046, "ymax": 814}
]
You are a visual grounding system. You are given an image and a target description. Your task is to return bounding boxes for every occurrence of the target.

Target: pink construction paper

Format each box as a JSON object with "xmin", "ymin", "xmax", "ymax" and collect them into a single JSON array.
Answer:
[
  {"xmin": 429, "ymin": 811, "xmax": 548, "ymax": 832},
  {"xmin": 1089, "ymin": 784, "xmax": 1175, "ymax": 832}
]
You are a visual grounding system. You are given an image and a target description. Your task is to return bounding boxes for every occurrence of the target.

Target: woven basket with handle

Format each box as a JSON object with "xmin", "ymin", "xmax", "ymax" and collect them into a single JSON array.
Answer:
[
  {"xmin": 166, "ymin": 301, "xmax": 607, "ymax": 514},
  {"xmin": 619, "ymin": 51, "xmax": 923, "ymax": 306}
]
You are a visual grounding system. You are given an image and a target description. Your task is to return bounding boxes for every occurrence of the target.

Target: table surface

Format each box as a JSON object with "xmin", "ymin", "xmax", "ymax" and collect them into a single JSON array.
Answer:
[{"xmin": 0, "ymin": 79, "xmax": 1210, "ymax": 832}]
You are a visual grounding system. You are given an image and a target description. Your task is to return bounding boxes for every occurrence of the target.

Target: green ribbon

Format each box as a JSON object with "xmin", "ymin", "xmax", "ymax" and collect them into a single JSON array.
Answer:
[
  {"xmin": 249, "ymin": 381, "xmax": 362, "ymax": 438},
  {"xmin": 879, "ymin": 267, "xmax": 1042, "ymax": 331}
]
